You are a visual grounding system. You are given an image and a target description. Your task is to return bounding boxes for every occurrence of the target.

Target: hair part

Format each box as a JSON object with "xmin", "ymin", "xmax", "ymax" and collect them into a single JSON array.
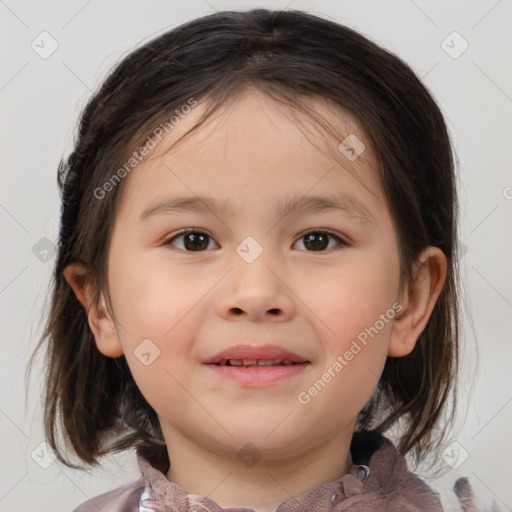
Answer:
[{"xmin": 29, "ymin": 8, "xmax": 460, "ymax": 469}]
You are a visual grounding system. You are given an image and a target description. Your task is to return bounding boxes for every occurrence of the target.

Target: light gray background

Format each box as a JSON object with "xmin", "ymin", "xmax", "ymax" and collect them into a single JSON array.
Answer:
[{"xmin": 1, "ymin": 0, "xmax": 511, "ymax": 511}]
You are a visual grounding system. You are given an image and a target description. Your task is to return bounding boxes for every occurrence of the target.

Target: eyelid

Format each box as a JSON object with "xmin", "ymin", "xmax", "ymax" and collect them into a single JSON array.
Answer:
[
  {"xmin": 297, "ymin": 228, "xmax": 348, "ymax": 245},
  {"xmin": 164, "ymin": 228, "xmax": 218, "ymax": 247}
]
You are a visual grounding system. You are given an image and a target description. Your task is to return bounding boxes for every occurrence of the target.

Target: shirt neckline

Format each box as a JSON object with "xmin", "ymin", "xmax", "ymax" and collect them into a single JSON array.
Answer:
[{"xmin": 134, "ymin": 434, "xmax": 383, "ymax": 511}]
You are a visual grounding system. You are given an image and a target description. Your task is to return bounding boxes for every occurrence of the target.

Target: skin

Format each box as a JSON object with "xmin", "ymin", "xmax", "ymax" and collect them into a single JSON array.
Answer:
[{"xmin": 65, "ymin": 87, "xmax": 447, "ymax": 512}]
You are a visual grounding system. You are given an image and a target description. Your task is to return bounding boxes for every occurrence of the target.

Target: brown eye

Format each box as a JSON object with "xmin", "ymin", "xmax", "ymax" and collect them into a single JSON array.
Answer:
[
  {"xmin": 294, "ymin": 231, "xmax": 344, "ymax": 252},
  {"xmin": 166, "ymin": 230, "xmax": 218, "ymax": 252}
]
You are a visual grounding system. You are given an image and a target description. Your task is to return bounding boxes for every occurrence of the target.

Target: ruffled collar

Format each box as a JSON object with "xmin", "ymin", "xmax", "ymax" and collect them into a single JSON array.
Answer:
[{"xmin": 133, "ymin": 432, "xmax": 404, "ymax": 512}]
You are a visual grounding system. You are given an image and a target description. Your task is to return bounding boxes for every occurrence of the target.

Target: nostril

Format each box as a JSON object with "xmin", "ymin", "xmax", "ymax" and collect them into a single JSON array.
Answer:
[{"xmin": 229, "ymin": 308, "xmax": 281, "ymax": 316}]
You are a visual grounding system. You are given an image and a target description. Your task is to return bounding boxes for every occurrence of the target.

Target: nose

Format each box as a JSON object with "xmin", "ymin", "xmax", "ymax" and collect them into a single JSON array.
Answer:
[{"xmin": 216, "ymin": 250, "xmax": 296, "ymax": 322}]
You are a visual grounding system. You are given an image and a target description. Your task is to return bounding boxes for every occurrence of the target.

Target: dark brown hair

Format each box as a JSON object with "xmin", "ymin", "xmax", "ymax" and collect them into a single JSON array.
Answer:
[{"xmin": 29, "ymin": 8, "xmax": 460, "ymax": 469}]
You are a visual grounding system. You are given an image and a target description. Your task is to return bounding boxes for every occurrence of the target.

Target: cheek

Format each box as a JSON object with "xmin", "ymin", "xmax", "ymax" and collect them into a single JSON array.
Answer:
[
  {"xmin": 109, "ymin": 252, "xmax": 204, "ymax": 340},
  {"xmin": 298, "ymin": 272, "xmax": 396, "ymax": 425},
  {"xmin": 107, "ymin": 251, "xmax": 213, "ymax": 393},
  {"xmin": 310, "ymin": 250, "xmax": 399, "ymax": 337},
  {"xmin": 296, "ymin": 248, "xmax": 399, "ymax": 407},
  {"xmin": 108, "ymin": 256, "xmax": 205, "ymax": 413}
]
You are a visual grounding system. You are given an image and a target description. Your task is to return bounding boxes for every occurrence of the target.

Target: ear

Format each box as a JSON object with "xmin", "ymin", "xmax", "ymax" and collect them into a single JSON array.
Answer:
[
  {"xmin": 388, "ymin": 246, "xmax": 447, "ymax": 357},
  {"xmin": 63, "ymin": 262, "xmax": 124, "ymax": 358}
]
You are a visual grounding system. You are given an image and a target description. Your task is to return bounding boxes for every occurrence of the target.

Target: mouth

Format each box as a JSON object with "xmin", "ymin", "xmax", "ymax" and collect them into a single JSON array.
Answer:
[
  {"xmin": 202, "ymin": 343, "xmax": 310, "ymax": 366},
  {"xmin": 209, "ymin": 359, "xmax": 308, "ymax": 367},
  {"xmin": 202, "ymin": 344, "xmax": 311, "ymax": 385},
  {"xmin": 204, "ymin": 359, "xmax": 311, "ymax": 386}
]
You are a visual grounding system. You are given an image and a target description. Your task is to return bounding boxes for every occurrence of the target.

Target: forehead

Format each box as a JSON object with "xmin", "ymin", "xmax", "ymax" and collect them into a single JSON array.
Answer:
[
  {"xmin": 149, "ymin": 88, "xmax": 372, "ymax": 166},
  {"xmin": 118, "ymin": 88, "xmax": 385, "ymax": 217}
]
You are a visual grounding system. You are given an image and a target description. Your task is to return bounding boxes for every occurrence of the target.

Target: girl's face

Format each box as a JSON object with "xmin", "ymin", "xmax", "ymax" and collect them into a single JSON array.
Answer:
[{"xmin": 104, "ymin": 88, "xmax": 404, "ymax": 460}]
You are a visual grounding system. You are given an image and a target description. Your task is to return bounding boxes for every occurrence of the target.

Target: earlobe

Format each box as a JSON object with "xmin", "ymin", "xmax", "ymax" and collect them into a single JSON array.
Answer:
[
  {"xmin": 63, "ymin": 262, "xmax": 124, "ymax": 358},
  {"xmin": 388, "ymin": 247, "xmax": 447, "ymax": 357}
]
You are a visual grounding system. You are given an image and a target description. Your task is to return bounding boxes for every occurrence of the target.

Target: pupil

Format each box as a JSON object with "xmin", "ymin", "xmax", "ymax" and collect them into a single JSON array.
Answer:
[
  {"xmin": 304, "ymin": 233, "xmax": 328, "ymax": 251},
  {"xmin": 184, "ymin": 233, "xmax": 208, "ymax": 251}
]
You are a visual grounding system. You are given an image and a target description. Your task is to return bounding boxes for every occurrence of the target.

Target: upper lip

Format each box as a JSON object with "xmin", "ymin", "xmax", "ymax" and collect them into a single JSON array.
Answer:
[{"xmin": 203, "ymin": 344, "xmax": 310, "ymax": 364}]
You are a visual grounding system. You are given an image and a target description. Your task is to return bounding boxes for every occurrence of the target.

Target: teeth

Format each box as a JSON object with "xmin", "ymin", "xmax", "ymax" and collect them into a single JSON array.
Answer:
[{"xmin": 217, "ymin": 359, "xmax": 298, "ymax": 367}]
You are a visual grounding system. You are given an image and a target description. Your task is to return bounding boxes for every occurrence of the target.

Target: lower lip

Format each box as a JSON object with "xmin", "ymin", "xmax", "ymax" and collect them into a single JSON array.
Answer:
[{"xmin": 204, "ymin": 363, "xmax": 310, "ymax": 385}]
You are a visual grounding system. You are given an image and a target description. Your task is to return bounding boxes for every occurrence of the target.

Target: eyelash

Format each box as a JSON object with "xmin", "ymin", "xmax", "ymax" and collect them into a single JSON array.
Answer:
[{"xmin": 164, "ymin": 228, "xmax": 347, "ymax": 252}]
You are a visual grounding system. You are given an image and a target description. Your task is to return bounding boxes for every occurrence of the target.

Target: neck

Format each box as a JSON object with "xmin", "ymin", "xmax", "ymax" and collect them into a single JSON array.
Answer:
[{"xmin": 163, "ymin": 427, "xmax": 354, "ymax": 512}]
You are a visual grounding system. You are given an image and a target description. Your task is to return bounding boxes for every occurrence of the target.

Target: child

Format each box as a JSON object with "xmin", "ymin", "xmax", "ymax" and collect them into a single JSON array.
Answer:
[{"xmin": 33, "ymin": 7, "xmax": 490, "ymax": 512}]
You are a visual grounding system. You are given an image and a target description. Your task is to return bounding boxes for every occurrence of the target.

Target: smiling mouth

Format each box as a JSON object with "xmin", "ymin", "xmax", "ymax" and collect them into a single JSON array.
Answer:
[
  {"xmin": 205, "ymin": 358, "xmax": 311, "ymax": 385},
  {"xmin": 210, "ymin": 359, "xmax": 308, "ymax": 367}
]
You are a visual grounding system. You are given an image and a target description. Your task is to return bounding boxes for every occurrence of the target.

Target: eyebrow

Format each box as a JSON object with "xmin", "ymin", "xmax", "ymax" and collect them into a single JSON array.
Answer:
[{"xmin": 138, "ymin": 193, "xmax": 376, "ymax": 225}]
